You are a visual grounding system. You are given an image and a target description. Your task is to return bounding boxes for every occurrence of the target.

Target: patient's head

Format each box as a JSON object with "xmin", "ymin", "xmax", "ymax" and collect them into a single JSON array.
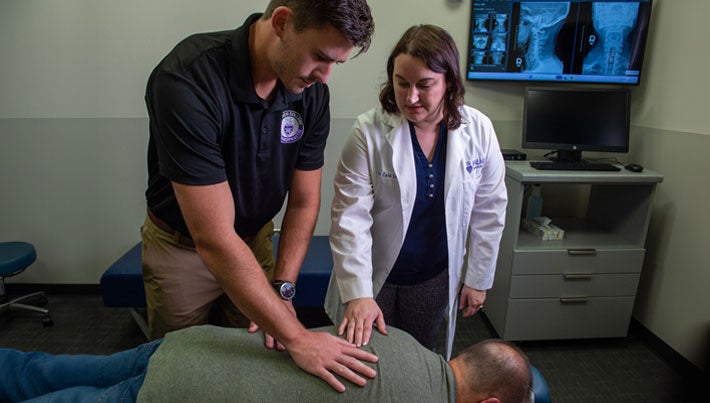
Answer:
[{"xmin": 450, "ymin": 339, "xmax": 533, "ymax": 403}]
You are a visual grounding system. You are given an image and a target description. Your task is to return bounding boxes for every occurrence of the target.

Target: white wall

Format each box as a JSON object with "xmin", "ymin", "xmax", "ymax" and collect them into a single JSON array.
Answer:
[
  {"xmin": 0, "ymin": 0, "xmax": 261, "ymax": 118},
  {"xmin": 1, "ymin": 0, "xmax": 708, "ymax": 370},
  {"xmin": 0, "ymin": 0, "xmax": 523, "ymax": 120}
]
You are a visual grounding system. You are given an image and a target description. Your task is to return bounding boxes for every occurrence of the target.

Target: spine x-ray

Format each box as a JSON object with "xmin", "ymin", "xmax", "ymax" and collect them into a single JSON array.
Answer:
[{"xmin": 498, "ymin": 1, "xmax": 649, "ymax": 76}]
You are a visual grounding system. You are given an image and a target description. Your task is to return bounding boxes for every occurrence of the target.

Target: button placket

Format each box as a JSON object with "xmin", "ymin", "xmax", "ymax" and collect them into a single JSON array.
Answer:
[{"xmin": 425, "ymin": 163, "xmax": 436, "ymax": 200}]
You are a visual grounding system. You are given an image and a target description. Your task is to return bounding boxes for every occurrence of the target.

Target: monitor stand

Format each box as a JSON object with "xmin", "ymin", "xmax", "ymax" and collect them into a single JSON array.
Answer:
[{"xmin": 552, "ymin": 150, "xmax": 582, "ymax": 162}]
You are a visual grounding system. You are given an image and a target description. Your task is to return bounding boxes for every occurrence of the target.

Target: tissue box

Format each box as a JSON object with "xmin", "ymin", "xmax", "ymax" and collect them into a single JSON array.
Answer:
[
  {"xmin": 522, "ymin": 219, "xmax": 565, "ymax": 241},
  {"xmin": 535, "ymin": 224, "xmax": 565, "ymax": 240}
]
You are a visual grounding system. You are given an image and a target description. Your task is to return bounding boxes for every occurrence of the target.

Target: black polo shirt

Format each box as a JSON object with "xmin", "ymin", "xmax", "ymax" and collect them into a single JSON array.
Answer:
[{"xmin": 145, "ymin": 13, "xmax": 330, "ymax": 238}]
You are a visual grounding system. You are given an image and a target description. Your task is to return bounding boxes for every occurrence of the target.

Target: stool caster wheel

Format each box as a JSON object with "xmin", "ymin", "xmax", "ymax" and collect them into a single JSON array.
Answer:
[{"xmin": 42, "ymin": 315, "xmax": 53, "ymax": 327}]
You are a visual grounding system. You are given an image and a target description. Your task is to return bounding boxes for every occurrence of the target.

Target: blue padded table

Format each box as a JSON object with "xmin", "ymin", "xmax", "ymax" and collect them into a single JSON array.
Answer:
[
  {"xmin": 100, "ymin": 236, "xmax": 335, "ymax": 339},
  {"xmin": 100, "ymin": 237, "xmax": 333, "ymax": 308},
  {"xmin": 100, "ymin": 243, "xmax": 145, "ymax": 309},
  {"xmin": 100, "ymin": 243, "xmax": 148, "ymax": 338},
  {"xmin": 272, "ymin": 235, "xmax": 333, "ymax": 308},
  {"xmin": 531, "ymin": 366, "xmax": 551, "ymax": 403}
]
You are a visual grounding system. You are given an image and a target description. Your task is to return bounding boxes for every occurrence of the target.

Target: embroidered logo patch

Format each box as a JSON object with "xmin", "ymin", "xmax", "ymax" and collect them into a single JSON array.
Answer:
[{"xmin": 280, "ymin": 110, "xmax": 304, "ymax": 143}]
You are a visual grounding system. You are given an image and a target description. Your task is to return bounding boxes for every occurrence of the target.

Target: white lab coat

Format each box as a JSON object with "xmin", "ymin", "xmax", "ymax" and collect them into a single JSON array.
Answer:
[{"xmin": 324, "ymin": 105, "xmax": 507, "ymax": 359}]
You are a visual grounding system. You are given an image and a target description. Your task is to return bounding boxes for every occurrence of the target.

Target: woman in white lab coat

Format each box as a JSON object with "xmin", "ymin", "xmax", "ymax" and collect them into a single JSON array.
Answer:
[{"xmin": 324, "ymin": 25, "xmax": 507, "ymax": 359}]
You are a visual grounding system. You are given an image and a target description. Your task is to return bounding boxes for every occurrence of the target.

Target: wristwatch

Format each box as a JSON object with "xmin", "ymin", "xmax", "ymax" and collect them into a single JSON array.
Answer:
[{"xmin": 271, "ymin": 280, "xmax": 296, "ymax": 301}]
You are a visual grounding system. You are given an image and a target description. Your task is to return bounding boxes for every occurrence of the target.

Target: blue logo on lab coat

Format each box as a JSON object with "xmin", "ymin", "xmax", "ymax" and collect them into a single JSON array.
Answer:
[{"xmin": 466, "ymin": 158, "xmax": 485, "ymax": 173}]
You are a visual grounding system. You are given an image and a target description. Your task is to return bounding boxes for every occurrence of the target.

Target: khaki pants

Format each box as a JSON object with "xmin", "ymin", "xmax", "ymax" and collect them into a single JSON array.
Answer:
[{"xmin": 141, "ymin": 214, "xmax": 275, "ymax": 340}]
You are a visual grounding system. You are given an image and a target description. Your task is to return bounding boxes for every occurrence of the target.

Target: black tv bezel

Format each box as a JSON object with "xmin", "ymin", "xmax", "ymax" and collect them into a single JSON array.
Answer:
[
  {"xmin": 522, "ymin": 86, "xmax": 631, "ymax": 158},
  {"xmin": 465, "ymin": 0, "xmax": 654, "ymax": 86}
]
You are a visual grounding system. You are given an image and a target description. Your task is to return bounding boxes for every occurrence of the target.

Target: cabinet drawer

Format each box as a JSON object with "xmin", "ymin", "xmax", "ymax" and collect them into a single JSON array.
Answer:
[
  {"xmin": 502, "ymin": 297, "xmax": 635, "ymax": 340},
  {"xmin": 511, "ymin": 249, "xmax": 645, "ymax": 275},
  {"xmin": 509, "ymin": 273, "xmax": 640, "ymax": 298}
]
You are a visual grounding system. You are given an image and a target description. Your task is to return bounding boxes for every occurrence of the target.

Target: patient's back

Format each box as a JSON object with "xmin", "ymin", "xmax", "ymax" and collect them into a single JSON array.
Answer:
[{"xmin": 138, "ymin": 325, "xmax": 455, "ymax": 402}]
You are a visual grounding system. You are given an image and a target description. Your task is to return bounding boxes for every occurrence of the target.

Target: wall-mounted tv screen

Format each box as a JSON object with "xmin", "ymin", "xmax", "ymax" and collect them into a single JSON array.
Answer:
[{"xmin": 466, "ymin": 0, "xmax": 653, "ymax": 85}]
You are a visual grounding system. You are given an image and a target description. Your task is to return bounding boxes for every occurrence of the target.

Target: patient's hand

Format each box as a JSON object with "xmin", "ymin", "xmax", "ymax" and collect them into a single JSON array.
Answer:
[
  {"xmin": 288, "ymin": 331, "xmax": 378, "ymax": 392},
  {"xmin": 248, "ymin": 299, "xmax": 297, "ymax": 351},
  {"xmin": 338, "ymin": 297, "xmax": 387, "ymax": 347}
]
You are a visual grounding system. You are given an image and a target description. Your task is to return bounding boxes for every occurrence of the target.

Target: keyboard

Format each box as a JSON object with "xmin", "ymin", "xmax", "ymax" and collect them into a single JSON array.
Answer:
[{"xmin": 529, "ymin": 161, "xmax": 621, "ymax": 171}]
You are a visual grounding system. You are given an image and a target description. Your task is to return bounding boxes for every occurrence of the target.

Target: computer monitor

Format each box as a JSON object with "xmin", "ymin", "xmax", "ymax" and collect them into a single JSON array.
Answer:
[
  {"xmin": 466, "ymin": 0, "xmax": 653, "ymax": 85},
  {"xmin": 522, "ymin": 87, "xmax": 630, "ymax": 161}
]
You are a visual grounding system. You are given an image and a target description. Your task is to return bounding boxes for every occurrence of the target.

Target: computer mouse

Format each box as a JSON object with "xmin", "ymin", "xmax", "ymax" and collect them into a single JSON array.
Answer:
[{"xmin": 624, "ymin": 163, "xmax": 644, "ymax": 172}]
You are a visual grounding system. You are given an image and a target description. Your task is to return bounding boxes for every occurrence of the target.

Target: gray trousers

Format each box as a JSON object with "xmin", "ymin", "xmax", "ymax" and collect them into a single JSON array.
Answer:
[{"xmin": 375, "ymin": 269, "xmax": 449, "ymax": 350}]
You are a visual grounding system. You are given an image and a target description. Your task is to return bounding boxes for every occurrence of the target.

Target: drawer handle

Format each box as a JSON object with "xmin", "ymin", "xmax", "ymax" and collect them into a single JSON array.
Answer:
[
  {"xmin": 560, "ymin": 297, "xmax": 589, "ymax": 303},
  {"xmin": 567, "ymin": 249, "xmax": 597, "ymax": 256},
  {"xmin": 564, "ymin": 273, "xmax": 592, "ymax": 280}
]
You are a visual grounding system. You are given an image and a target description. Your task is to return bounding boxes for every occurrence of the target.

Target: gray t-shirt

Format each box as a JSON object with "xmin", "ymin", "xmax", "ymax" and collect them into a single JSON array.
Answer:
[{"xmin": 138, "ymin": 325, "xmax": 456, "ymax": 402}]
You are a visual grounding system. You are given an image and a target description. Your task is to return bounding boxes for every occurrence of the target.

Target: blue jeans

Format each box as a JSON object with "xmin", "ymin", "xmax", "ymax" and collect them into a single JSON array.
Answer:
[{"xmin": 0, "ymin": 339, "xmax": 161, "ymax": 403}]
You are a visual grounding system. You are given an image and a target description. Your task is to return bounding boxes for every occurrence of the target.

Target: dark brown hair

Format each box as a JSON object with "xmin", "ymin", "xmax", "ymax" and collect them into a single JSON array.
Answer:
[
  {"xmin": 379, "ymin": 24, "xmax": 465, "ymax": 130},
  {"xmin": 263, "ymin": 0, "xmax": 374, "ymax": 55}
]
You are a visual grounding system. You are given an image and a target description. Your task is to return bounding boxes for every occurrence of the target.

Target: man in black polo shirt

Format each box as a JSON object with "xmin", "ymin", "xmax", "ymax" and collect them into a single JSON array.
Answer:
[{"xmin": 142, "ymin": 0, "xmax": 375, "ymax": 392}]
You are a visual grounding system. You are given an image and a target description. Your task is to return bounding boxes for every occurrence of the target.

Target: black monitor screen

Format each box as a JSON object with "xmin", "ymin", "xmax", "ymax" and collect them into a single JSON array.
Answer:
[
  {"xmin": 523, "ymin": 87, "xmax": 630, "ymax": 160},
  {"xmin": 466, "ymin": 0, "xmax": 653, "ymax": 85}
]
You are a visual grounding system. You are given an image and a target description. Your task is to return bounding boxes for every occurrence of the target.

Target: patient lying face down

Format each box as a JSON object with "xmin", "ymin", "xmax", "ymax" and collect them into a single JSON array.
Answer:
[{"xmin": 0, "ymin": 325, "xmax": 532, "ymax": 403}]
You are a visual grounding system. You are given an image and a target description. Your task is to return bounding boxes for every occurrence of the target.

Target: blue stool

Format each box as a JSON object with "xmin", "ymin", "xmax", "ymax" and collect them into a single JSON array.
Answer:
[{"xmin": 0, "ymin": 242, "xmax": 53, "ymax": 326}]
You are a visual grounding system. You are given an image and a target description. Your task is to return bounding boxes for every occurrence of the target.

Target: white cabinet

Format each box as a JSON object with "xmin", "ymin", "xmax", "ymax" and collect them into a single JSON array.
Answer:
[{"xmin": 485, "ymin": 161, "xmax": 663, "ymax": 341}]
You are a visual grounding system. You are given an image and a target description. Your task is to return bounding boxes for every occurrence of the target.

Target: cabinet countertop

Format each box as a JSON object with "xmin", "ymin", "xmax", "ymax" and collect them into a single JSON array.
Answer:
[{"xmin": 505, "ymin": 161, "xmax": 664, "ymax": 184}]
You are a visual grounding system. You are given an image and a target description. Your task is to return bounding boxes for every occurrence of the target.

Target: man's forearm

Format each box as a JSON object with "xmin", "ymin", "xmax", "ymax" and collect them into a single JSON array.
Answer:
[
  {"xmin": 195, "ymin": 234, "xmax": 308, "ymax": 345},
  {"xmin": 274, "ymin": 203, "xmax": 319, "ymax": 282},
  {"xmin": 273, "ymin": 167, "xmax": 322, "ymax": 282}
]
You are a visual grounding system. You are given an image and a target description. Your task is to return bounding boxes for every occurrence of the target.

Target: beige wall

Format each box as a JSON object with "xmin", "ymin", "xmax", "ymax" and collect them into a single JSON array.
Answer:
[
  {"xmin": 630, "ymin": 127, "xmax": 710, "ymax": 371},
  {"xmin": 633, "ymin": 1, "xmax": 710, "ymax": 134},
  {"xmin": 623, "ymin": 0, "xmax": 710, "ymax": 371},
  {"xmin": 1, "ymin": 0, "xmax": 708, "ymax": 369}
]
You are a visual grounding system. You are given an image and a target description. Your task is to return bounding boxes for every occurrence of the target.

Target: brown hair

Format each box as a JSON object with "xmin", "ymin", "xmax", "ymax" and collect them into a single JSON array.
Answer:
[
  {"xmin": 456, "ymin": 339, "xmax": 533, "ymax": 403},
  {"xmin": 378, "ymin": 24, "xmax": 465, "ymax": 130},
  {"xmin": 263, "ymin": 0, "xmax": 374, "ymax": 56}
]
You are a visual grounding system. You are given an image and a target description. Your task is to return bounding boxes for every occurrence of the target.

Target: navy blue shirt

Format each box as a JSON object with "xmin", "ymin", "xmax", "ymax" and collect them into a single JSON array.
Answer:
[
  {"xmin": 387, "ymin": 122, "xmax": 449, "ymax": 285},
  {"xmin": 145, "ymin": 13, "xmax": 330, "ymax": 237}
]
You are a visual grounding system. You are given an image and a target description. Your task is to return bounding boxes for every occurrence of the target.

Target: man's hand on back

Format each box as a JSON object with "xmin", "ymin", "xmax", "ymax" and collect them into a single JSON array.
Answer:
[{"xmin": 287, "ymin": 330, "xmax": 378, "ymax": 392}]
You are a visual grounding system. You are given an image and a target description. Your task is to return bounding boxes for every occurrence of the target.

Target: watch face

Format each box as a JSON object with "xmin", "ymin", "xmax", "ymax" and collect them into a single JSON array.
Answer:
[{"xmin": 280, "ymin": 282, "xmax": 296, "ymax": 300}]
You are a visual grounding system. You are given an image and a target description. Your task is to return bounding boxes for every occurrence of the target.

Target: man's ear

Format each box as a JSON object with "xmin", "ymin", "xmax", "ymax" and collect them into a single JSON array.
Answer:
[{"xmin": 270, "ymin": 6, "xmax": 292, "ymax": 38}]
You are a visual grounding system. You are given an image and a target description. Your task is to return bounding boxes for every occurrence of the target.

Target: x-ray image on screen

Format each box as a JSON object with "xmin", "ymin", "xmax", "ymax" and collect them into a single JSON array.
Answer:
[
  {"xmin": 466, "ymin": 0, "xmax": 654, "ymax": 85},
  {"xmin": 514, "ymin": 2, "xmax": 570, "ymax": 74},
  {"xmin": 471, "ymin": 13, "xmax": 510, "ymax": 67},
  {"xmin": 582, "ymin": 2, "xmax": 640, "ymax": 76}
]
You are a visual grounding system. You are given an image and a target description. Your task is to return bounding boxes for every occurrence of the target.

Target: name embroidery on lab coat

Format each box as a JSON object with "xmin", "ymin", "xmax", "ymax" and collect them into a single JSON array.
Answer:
[
  {"xmin": 465, "ymin": 158, "xmax": 485, "ymax": 173},
  {"xmin": 377, "ymin": 170, "xmax": 397, "ymax": 179}
]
